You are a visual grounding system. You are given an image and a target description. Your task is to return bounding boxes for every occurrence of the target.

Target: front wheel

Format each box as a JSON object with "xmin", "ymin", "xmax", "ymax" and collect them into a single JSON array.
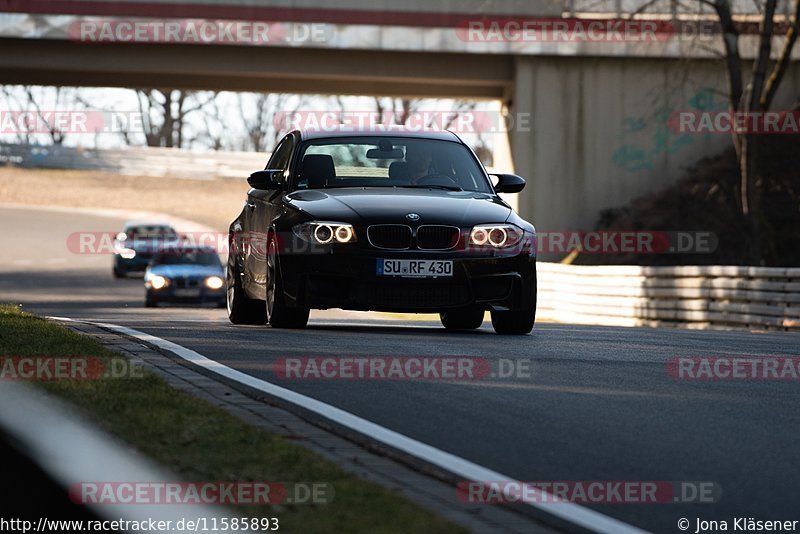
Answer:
[
  {"xmin": 267, "ymin": 235, "xmax": 309, "ymax": 329},
  {"xmin": 440, "ymin": 307, "xmax": 484, "ymax": 330},
  {"xmin": 490, "ymin": 307, "xmax": 536, "ymax": 335}
]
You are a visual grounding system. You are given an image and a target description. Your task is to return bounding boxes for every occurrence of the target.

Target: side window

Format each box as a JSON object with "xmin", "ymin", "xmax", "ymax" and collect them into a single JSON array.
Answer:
[{"xmin": 266, "ymin": 136, "xmax": 294, "ymax": 172}]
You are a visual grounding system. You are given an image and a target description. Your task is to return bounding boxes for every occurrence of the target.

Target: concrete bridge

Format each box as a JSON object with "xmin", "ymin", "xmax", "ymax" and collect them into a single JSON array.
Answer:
[{"xmin": 1, "ymin": 0, "xmax": 799, "ymax": 239}]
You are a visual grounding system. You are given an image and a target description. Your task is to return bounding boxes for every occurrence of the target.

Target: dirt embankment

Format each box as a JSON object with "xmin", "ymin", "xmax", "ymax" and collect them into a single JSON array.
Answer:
[
  {"xmin": 578, "ymin": 136, "xmax": 800, "ymax": 266},
  {"xmin": 0, "ymin": 167, "xmax": 247, "ymax": 231}
]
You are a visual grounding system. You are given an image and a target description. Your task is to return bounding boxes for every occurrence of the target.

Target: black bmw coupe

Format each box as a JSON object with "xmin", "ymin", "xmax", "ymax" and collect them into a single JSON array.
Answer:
[{"xmin": 227, "ymin": 128, "xmax": 537, "ymax": 334}]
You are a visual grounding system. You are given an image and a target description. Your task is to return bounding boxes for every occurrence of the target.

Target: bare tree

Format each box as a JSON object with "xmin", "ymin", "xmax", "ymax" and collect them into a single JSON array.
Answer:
[
  {"xmin": 135, "ymin": 89, "xmax": 214, "ymax": 148},
  {"xmin": 632, "ymin": 0, "xmax": 800, "ymax": 262},
  {"xmin": 0, "ymin": 86, "xmax": 32, "ymax": 145},
  {"xmin": 372, "ymin": 97, "xmax": 480, "ymax": 130},
  {"xmin": 196, "ymin": 91, "xmax": 226, "ymax": 151},
  {"xmin": 0, "ymin": 86, "xmax": 82, "ymax": 145},
  {"xmin": 238, "ymin": 93, "xmax": 304, "ymax": 152},
  {"xmin": 706, "ymin": 0, "xmax": 800, "ymax": 262},
  {"xmin": 373, "ymin": 97, "xmax": 423, "ymax": 126}
]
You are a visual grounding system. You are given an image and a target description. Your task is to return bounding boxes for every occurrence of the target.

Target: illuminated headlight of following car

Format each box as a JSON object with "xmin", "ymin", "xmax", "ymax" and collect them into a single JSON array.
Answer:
[
  {"xmin": 113, "ymin": 235, "xmax": 136, "ymax": 259},
  {"xmin": 293, "ymin": 222, "xmax": 357, "ymax": 244},
  {"xmin": 148, "ymin": 275, "xmax": 170, "ymax": 290},
  {"xmin": 469, "ymin": 224, "xmax": 524, "ymax": 248},
  {"xmin": 205, "ymin": 276, "xmax": 224, "ymax": 290},
  {"xmin": 118, "ymin": 247, "xmax": 136, "ymax": 259}
]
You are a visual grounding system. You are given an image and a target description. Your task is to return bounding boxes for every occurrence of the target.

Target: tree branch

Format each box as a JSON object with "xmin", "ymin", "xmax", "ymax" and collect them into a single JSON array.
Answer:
[
  {"xmin": 761, "ymin": 0, "xmax": 800, "ymax": 109},
  {"xmin": 712, "ymin": 0, "xmax": 744, "ymax": 110},
  {"xmin": 748, "ymin": 0, "xmax": 778, "ymax": 112}
]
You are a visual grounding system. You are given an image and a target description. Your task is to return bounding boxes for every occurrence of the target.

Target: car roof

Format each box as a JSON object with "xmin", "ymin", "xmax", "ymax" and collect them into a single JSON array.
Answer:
[
  {"xmin": 159, "ymin": 246, "xmax": 217, "ymax": 253},
  {"xmin": 123, "ymin": 221, "xmax": 175, "ymax": 229},
  {"xmin": 296, "ymin": 127, "xmax": 462, "ymax": 143}
]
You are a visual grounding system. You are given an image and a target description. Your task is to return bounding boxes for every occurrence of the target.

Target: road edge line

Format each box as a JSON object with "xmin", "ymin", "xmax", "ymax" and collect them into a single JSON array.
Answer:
[{"xmin": 64, "ymin": 318, "xmax": 649, "ymax": 534}]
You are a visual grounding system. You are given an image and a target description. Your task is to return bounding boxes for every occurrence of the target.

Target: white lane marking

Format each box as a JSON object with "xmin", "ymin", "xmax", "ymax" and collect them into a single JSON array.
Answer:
[
  {"xmin": 12, "ymin": 259, "xmax": 33, "ymax": 266},
  {"xmin": 51, "ymin": 317, "xmax": 648, "ymax": 534}
]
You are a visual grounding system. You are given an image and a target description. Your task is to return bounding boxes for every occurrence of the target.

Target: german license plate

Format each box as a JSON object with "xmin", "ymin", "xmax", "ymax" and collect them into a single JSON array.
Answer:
[
  {"xmin": 174, "ymin": 288, "xmax": 201, "ymax": 297},
  {"xmin": 377, "ymin": 259, "xmax": 453, "ymax": 278}
]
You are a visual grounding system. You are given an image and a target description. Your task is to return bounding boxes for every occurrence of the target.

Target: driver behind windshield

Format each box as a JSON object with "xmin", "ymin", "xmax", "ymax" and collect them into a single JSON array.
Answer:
[{"xmin": 404, "ymin": 142, "xmax": 434, "ymax": 184}]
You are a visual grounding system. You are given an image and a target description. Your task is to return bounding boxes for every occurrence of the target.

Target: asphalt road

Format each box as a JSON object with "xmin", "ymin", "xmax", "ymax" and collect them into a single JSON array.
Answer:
[{"xmin": 2, "ymin": 205, "xmax": 799, "ymax": 534}]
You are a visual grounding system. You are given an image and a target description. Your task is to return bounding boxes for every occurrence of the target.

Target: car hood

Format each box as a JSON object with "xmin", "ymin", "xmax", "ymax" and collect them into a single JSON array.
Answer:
[
  {"xmin": 126, "ymin": 238, "xmax": 180, "ymax": 253},
  {"xmin": 285, "ymin": 188, "xmax": 513, "ymax": 226},
  {"xmin": 148, "ymin": 264, "xmax": 223, "ymax": 279}
]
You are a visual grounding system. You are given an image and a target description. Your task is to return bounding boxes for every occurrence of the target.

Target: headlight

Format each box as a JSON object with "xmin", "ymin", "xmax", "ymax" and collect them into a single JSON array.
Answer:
[
  {"xmin": 118, "ymin": 247, "xmax": 136, "ymax": 259},
  {"xmin": 149, "ymin": 275, "xmax": 169, "ymax": 290},
  {"xmin": 205, "ymin": 276, "xmax": 224, "ymax": 290},
  {"xmin": 469, "ymin": 224, "xmax": 524, "ymax": 248},
  {"xmin": 293, "ymin": 222, "xmax": 357, "ymax": 244}
]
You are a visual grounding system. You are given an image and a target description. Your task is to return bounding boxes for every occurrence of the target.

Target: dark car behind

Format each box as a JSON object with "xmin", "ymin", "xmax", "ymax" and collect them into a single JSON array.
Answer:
[{"xmin": 112, "ymin": 222, "xmax": 179, "ymax": 278}]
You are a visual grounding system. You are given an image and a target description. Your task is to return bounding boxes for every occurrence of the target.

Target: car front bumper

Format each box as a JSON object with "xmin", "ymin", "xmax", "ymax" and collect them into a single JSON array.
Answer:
[
  {"xmin": 280, "ymin": 249, "xmax": 536, "ymax": 313},
  {"xmin": 146, "ymin": 286, "xmax": 225, "ymax": 305}
]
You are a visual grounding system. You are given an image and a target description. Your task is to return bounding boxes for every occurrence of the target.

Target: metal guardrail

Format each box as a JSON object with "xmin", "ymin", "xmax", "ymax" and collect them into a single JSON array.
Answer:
[
  {"xmin": 0, "ymin": 143, "xmax": 269, "ymax": 180},
  {"xmin": 537, "ymin": 262, "xmax": 800, "ymax": 331}
]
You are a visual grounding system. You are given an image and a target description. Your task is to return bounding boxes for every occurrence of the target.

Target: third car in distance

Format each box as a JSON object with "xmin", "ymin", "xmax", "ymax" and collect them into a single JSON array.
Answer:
[
  {"xmin": 145, "ymin": 245, "xmax": 226, "ymax": 308},
  {"xmin": 227, "ymin": 127, "xmax": 537, "ymax": 334}
]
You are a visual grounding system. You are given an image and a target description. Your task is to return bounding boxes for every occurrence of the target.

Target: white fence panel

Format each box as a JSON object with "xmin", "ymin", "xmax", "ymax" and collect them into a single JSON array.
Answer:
[{"xmin": 538, "ymin": 262, "xmax": 800, "ymax": 331}]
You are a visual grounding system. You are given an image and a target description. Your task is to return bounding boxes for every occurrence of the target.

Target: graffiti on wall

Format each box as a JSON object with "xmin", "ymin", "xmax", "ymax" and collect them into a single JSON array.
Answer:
[{"xmin": 612, "ymin": 87, "xmax": 725, "ymax": 172}]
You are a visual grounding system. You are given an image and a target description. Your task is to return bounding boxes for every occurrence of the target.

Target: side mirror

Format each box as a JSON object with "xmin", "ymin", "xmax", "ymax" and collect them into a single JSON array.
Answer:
[
  {"xmin": 491, "ymin": 173, "xmax": 526, "ymax": 194},
  {"xmin": 248, "ymin": 169, "xmax": 284, "ymax": 190}
]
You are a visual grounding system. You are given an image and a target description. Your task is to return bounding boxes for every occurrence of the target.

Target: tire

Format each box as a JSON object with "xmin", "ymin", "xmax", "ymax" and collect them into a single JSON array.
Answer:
[
  {"xmin": 491, "ymin": 272, "xmax": 537, "ymax": 335},
  {"xmin": 113, "ymin": 267, "xmax": 124, "ymax": 279},
  {"xmin": 267, "ymin": 235, "xmax": 309, "ymax": 329},
  {"xmin": 144, "ymin": 297, "xmax": 157, "ymax": 308},
  {"xmin": 439, "ymin": 307, "xmax": 484, "ymax": 330},
  {"xmin": 490, "ymin": 307, "xmax": 536, "ymax": 335},
  {"xmin": 226, "ymin": 246, "xmax": 266, "ymax": 325}
]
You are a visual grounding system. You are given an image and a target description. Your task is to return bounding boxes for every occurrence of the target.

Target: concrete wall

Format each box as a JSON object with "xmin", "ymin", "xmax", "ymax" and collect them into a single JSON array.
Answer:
[{"xmin": 510, "ymin": 56, "xmax": 800, "ymax": 236}]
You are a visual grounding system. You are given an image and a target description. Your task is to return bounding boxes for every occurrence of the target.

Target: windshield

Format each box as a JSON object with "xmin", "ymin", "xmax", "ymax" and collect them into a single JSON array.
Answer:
[
  {"xmin": 125, "ymin": 225, "xmax": 178, "ymax": 240},
  {"xmin": 293, "ymin": 137, "xmax": 492, "ymax": 193},
  {"xmin": 152, "ymin": 250, "xmax": 220, "ymax": 267}
]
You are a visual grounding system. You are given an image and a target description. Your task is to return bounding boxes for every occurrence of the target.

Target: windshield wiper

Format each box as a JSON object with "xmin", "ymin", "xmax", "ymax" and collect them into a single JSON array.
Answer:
[{"xmin": 400, "ymin": 184, "xmax": 463, "ymax": 192}]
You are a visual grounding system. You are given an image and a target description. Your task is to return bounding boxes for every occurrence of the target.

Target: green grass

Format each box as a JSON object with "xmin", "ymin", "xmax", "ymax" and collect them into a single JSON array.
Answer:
[{"xmin": 0, "ymin": 304, "xmax": 465, "ymax": 533}]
